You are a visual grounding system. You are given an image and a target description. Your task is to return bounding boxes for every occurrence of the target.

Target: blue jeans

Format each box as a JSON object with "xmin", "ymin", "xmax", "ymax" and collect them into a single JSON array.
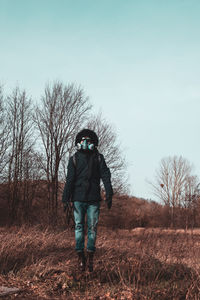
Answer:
[{"xmin": 73, "ymin": 201, "xmax": 100, "ymax": 252}]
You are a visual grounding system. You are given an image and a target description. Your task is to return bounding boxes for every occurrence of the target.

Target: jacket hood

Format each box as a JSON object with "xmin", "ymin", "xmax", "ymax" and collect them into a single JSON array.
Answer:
[{"xmin": 75, "ymin": 129, "xmax": 99, "ymax": 146}]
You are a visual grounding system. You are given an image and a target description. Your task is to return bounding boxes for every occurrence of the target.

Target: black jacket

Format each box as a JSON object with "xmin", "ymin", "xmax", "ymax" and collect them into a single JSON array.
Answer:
[{"xmin": 62, "ymin": 150, "xmax": 113, "ymax": 203}]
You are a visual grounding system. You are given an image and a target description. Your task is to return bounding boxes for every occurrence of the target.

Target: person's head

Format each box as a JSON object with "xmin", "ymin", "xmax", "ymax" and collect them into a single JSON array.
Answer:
[{"xmin": 75, "ymin": 129, "xmax": 98, "ymax": 152}]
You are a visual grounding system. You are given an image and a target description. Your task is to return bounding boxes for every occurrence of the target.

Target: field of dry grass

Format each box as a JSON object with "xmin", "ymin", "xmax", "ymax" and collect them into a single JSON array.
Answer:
[{"xmin": 1, "ymin": 226, "xmax": 200, "ymax": 299}]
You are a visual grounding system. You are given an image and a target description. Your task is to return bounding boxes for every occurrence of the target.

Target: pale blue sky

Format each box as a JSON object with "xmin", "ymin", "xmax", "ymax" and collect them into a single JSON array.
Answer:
[{"xmin": 1, "ymin": 0, "xmax": 200, "ymax": 199}]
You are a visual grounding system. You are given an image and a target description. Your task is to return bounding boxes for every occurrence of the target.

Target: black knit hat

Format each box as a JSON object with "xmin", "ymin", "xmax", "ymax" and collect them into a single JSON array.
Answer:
[{"xmin": 75, "ymin": 129, "xmax": 99, "ymax": 146}]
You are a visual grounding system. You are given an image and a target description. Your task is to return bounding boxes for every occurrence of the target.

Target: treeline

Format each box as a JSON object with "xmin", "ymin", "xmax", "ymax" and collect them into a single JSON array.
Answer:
[
  {"xmin": 1, "ymin": 82, "xmax": 200, "ymax": 229},
  {"xmin": 102, "ymin": 195, "xmax": 200, "ymax": 230},
  {"xmin": 95, "ymin": 194, "xmax": 200, "ymax": 230},
  {"xmin": 0, "ymin": 82, "xmax": 128, "ymax": 225}
]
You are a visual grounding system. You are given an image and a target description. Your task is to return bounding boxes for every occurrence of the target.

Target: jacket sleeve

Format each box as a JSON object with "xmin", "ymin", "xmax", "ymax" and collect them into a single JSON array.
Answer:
[
  {"xmin": 99, "ymin": 154, "xmax": 113, "ymax": 198},
  {"xmin": 62, "ymin": 156, "xmax": 76, "ymax": 203}
]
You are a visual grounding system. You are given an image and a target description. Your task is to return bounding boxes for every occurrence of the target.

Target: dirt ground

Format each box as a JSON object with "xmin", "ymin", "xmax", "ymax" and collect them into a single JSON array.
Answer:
[{"xmin": 1, "ymin": 226, "xmax": 200, "ymax": 299}]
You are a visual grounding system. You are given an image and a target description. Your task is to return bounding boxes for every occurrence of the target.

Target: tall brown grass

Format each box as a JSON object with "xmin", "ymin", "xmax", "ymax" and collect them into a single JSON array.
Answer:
[{"xmin": 1, "ymin": 226, "xmax": 200, "ymax": 299}]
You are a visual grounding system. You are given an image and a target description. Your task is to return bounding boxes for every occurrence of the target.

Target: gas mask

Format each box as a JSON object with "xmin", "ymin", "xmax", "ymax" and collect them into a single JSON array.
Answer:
[{"xmin": 77, "ymin": 137, "xmax": 95, "ymax": 151}]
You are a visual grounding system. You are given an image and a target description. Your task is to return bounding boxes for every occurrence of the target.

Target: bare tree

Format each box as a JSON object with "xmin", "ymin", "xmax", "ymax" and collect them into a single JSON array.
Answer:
[
  {"xmin": 181, "ymin": 176, "xmax": 200, "ymax": 229},
  {"xmin": 0, "ymin": 86, "xmax": 9, "ymax": 178},
  {"xmin": 86, "ymin": 112, "xmax": 129, "ymax": 194},
  {"xmin": 34, "ymin": 81, "xmax": 91, "ymax": 222},
  {"xmin": 151, "ymin": 155, "xmax": 199, "ymax": 227},
  {"xmin": 5, "ymin": 87, "xmax": 36, "ymax": 222}
]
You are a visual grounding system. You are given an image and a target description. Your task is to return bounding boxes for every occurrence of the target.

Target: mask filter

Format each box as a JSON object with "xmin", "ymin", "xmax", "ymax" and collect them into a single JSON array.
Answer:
[{"xmin": 88, "ymin": 143, "xmax": 94, "ymax": 150}]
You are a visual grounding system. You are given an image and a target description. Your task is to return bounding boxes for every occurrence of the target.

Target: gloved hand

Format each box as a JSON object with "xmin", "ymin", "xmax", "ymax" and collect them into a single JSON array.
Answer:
[{"xmin": 106, "ymin": 197, "xmax": 112, "ymax": 209}]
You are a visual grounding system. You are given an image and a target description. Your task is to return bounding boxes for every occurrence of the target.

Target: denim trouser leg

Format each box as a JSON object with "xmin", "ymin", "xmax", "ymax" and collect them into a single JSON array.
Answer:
[
  {"xmin": 73, "ymin": 202, "xmax": 87, "ymax": 252},
  {"xmin": 86, "ymin": 203, "xmax": 100, "ymax": 252},
  {"xmin": 73, "ymin": 201, "xmax": 100, "ymax": 253}
]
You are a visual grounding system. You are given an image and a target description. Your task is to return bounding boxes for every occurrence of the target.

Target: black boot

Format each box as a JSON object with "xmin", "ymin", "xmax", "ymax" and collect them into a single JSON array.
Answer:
[
  {"xmin": 87, "ymin": 251, "xmax": 94, "ymax": 272},
  {"xmin": 77, "ymin": 251, "xmax": 86, "ymax": 272}
]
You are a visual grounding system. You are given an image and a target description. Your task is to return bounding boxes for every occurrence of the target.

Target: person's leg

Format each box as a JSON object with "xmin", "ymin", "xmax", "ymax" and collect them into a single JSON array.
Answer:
[
  {"xmin": 86, "ymin": 202, "xmax": 100, "ymax": 271},
  {"xmin": 73, "ymin": 201, "xmax": 87, "ymax": 270}
]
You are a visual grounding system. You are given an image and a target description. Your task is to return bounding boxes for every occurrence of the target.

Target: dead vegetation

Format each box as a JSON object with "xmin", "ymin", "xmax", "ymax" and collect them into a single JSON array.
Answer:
[{"xmin": 1, "ymin": 226, "xmax": 200, "ymax": 299}]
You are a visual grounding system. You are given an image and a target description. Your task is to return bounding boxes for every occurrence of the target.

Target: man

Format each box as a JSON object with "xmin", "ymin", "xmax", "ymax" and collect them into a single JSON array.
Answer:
[{"xmin": 62, "ymin": 129, "xmax": 113, "ymax": 272}]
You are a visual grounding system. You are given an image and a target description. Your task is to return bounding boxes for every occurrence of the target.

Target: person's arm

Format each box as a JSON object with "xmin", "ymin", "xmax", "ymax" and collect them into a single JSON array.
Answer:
[
  {"xmin": 62, "ymin": 156, "xmax": 76, "ymax": 207},
  {"xmin": 99, "ymin": 154, "xmax": 113, "ymax": 208}
]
